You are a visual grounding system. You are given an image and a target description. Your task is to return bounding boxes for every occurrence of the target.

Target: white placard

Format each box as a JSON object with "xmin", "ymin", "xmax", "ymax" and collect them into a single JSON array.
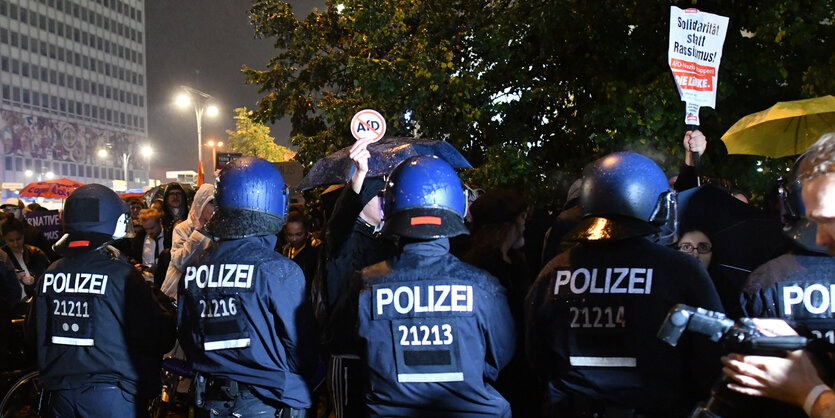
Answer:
[{"xmin": 669, "ymin": 6, "xmax": 729, "ymax": 124}]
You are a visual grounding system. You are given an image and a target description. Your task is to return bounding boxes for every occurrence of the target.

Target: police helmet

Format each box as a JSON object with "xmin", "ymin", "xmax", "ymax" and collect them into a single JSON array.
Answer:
[
  {"xmin": 381, "ymin": 155, "xmax": 469, "ymax": 239},
  {"xmin": 566, "ymin": 152, "xmax": 675, "ymax": 241},
  {"xmin": 61, "ymin": 184, "xmax": 135, "ymax": 244},
  {"xmin": 205, "ymin": 156, "xmax": 288, "ymax": 239},
  {"xmin": 780, "ymin": 153, "xmax": 827, "ymax": 254}
]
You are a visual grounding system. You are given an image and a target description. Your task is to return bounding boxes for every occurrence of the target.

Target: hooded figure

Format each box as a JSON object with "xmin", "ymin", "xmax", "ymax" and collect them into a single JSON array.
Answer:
[
  {"xmin": 160, "ymin": 183, "xmax": 215, "ymax": 298},
  {"xmin": 160, "ymin": 183, "xmax": 190, "ymax": 248}
]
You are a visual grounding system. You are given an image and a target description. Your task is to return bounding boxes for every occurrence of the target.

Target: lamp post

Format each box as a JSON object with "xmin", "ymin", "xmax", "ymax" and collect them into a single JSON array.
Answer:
[
  {"xmin": 141, "ymin": 145, "xmax": 153, "ymax": 186},
  {"xmin": 176, "ymin": 86, "xmax": 218, "ymax": 184},
  {"xmin": 99, "ymin": 144, "xmax": 152, "ymax": 189},
  {"xmin": 98, "ymin": 147, "xmax": 130, "ymax": 189},
  {"xmin": 206, "ymin": 139, "xmax": 224, "ymax": 174}
]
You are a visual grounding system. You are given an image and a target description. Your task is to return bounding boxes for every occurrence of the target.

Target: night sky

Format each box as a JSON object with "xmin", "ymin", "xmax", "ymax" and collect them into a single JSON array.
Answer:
[{"xmin": 144, "ymin": 0, "xmax": 324, "ymax": 179}]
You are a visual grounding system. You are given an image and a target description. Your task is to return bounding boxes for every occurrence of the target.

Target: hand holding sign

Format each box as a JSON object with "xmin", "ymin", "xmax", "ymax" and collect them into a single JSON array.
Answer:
[
  {"xmin": 350, "ymin": 140, "xmax": 372, "ymax": 194},
  {"xmin": 349, "ymin": 109, "xmax": 386, "ymax": 193},
  {"xmin": 683, "ymin": 130, "xmax": 707, "ymax": 167},
  {"xmin": 669, "ymin": 6, "xmax": 728, "ymax": 184}
]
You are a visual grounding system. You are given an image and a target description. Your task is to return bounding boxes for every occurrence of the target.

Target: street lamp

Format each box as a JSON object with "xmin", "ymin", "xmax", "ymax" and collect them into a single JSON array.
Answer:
[
  {"xmin": 176, "ymin": 86, "xmax": 219, "ymax": 184},
  {"xmin": 97, "ymin": 147, "xmax": 131, "ymax": 189},
  {"xmin": 141, "ymin": 145, "xmax": 153, "ymax": 185},
  {"xmin": 206, "ymin": 139, "xmax": 224, "ymax": 174}
]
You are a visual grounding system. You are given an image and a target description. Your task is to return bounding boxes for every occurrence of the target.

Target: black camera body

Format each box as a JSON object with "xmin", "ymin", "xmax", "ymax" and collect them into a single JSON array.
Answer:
[
  {"xmin": 658, "ymin": 304, "xmax": 809, "ymax": 356},
  {"xmin": 657, "ymin": 304, "xmax": 812, "ymax": 418}
]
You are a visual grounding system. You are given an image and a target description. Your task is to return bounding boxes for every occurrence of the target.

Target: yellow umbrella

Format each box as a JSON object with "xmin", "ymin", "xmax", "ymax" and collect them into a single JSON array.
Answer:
[{"xmin": 721, "ymin": 95, "xmax": 835, "ymax": 158}]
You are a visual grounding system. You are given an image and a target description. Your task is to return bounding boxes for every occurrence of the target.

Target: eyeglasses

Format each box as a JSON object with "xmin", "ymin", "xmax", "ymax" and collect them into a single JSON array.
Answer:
[{"xmin": 678, "ymin": 242, "xmax": 712, "ymax": 254}]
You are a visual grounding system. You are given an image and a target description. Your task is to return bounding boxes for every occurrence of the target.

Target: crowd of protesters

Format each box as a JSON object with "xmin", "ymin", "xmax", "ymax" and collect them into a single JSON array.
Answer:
[{"xmin": 0, "ymin": 129, "xmax": 833, "ymax": 418}]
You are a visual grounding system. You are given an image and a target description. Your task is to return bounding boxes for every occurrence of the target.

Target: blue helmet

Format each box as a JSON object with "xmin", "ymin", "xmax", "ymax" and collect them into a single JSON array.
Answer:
[
  {"xmin": 58, "ymin": 184, "xmax": 134, "ymax": 249},
  {"xmin": 780, "ymin": 152, "xmax": 827, "ymax": 254},
  {"xmin": 381, "ymin": 155, "xmax": 469, "ymax": 239},
  {"xmin": 205, "ymin": 156, "xmax": 288, "ymax": 239},
  {"xmin": 566, "ymin": 152, "xmax": 675, "ymax": 241}
]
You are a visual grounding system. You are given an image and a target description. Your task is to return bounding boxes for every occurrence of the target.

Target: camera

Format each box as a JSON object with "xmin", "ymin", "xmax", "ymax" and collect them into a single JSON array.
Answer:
[
  {"xmin": 657, "ymin": 304, "xmax": 812, "ymax": 418},
  {"xmin": 658, "ymin": 304, "xmax": 809, "ymax": 355}
]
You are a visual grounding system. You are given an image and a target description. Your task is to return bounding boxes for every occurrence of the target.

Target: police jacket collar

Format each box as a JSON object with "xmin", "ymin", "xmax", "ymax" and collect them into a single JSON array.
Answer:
[
  {"xmin": 221, "ymin": 234, "xmax": 277, "ymax": 250},
  {"xmin": 401, "ymin": 237, "xmax": 450, "ymax": 257}
]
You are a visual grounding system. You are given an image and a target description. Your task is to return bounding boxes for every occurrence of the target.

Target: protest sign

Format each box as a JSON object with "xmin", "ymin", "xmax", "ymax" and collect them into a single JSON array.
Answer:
[
  {"xmin": 668, "ymin": 6, "xmax": 729, "ymax": 125},
  {"xmin": 25, "ymin": 210, "xmax": 62, "ymax": 243},
  {"xmin": 351, "ymin": 109, "xmax": 386, "ymax": 143}
]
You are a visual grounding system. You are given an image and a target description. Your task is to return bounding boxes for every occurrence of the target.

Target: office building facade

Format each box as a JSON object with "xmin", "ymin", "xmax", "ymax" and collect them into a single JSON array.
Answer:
[{"xmin": 0, "ymin": 0, "xmax": 148, "ymax": 196}]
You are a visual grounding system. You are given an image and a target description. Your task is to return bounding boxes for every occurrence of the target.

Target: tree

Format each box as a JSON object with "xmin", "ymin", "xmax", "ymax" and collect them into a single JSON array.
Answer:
[
  {"xmin": 226, "ymin": 107, "xmax": 295, "ymax": 162},
  {"xmin": 244, "ymin": 0, "xmax": 834, "ymax": 207}
]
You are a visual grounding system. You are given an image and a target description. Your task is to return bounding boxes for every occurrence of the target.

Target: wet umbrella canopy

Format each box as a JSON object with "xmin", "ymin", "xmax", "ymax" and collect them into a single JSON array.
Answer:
[
  {"xmin": 298, "ymin": 137, "xmax": 472, "ymax": 190},
  {"xmin": 677, "ymin": 184, "xmax": 790, "ymax": 273}
]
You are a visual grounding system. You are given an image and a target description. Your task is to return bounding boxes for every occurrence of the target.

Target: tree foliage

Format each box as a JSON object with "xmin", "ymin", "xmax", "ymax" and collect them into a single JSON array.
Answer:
[
  {"xmin": 244, "ymin": 0, "xmax": 834, "ymax": 208},
  {"xmin": 226, "ymin": 107, "xmax": 295, "ymax": 162}
]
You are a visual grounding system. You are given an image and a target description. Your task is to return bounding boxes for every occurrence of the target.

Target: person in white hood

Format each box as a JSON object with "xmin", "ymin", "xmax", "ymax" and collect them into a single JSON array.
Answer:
[{"xmin": 160, "ymin": 183, "xmax": 214, "ymax": 298}]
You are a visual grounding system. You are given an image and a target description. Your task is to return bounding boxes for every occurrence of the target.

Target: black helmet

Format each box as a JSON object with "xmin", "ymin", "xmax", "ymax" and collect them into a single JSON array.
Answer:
[
  {"xmin": 780, "ymin": 153, "xmax": 827, "ymax": 254},
  {"xmin": 381, "ymin": 155, "xmax": 469, "ymax": 239},
  {"xmin": 566, "ymin": 152, "xmax": 675, "ymax": 242},
  {"xmin": 58, "ymin": 184, "xmax": 134, "ymax": 249},
  {"xmin": 205, "ymin": 156, "xmax": 288, "ymax": 239}
]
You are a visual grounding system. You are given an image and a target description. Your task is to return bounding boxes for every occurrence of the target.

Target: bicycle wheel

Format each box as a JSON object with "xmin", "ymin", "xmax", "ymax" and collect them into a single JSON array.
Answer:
[{"xmin": 0, "ymin": 370, "xmax": 41, "ymax": 418}]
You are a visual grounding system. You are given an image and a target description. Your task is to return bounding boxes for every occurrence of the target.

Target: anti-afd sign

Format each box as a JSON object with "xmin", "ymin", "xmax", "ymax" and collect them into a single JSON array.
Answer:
[
  {"xmin": 350, "ymin": 109, "xmax": 386, "ymax": 143},
  {"xmin": 668, "ymin": 6, "xmax": 729, "ymax": 125},
  {"xmin": 25, "ymin": 210, "xmax": 62, "ymax": 243}
]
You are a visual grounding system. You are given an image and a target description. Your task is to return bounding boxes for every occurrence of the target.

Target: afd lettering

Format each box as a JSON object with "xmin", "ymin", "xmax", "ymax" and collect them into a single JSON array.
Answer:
[
  {"xmin": 42, "ymin": 273, "xmax": 108, "ymax": 295},
  {"xmin": 375, "ymin": 285, "xmax": 473, "ymax": 318},
  {"xmin": 782, "ymin": 284, "xmax": 835, "ymax": 316},
  {"xmin": 553, "ymin": 268, "xmax": 653, "ymax": 295},
  {"xmin": 184, "ymin": 264, "xmax": 254, "ymax": 289}
]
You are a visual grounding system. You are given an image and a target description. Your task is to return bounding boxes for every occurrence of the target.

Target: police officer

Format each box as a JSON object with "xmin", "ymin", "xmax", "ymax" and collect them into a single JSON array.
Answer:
[
  {"xmin": 742, "ymin": 151, "xmax": 835, "ymax": 331},
  {"xmin": 178, "ymin": 157, "xmax": 317, "ymax": 417},
  {"xmin": 25, "ymin": 184, "xmax": 177, "ymax": 416},
  {"xmin": 526, "ymin": 152, "xmax": 724, "ymax": 417},
  {"xmin": 351, "ymin": 155, "xmax": 515, "ymax": 416}
]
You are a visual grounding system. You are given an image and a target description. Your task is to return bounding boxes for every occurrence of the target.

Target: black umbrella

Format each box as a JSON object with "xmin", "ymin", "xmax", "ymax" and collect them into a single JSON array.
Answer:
[
  {"xmin": 677, "ymin": 184, "xmax": 790, "ymax": 272},
  {"xmin": 298, "ymin": 137, "xmax": 472, "ymax": 190}
]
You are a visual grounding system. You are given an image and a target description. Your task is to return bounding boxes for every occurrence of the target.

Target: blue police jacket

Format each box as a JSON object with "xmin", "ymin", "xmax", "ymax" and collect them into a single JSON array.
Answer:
[
  {"xmin": 526, "ymin": 236, "xmax": 724, "ymax": 417},
  {"xmin": 742, "ymin": 253, "xmax": 835, "ymax": 339},
  {"xmin": 178, "ymin": 235, "xmax": 318, "ymax": 409},
  {"xmin": 26, "ymin": 245, "xmax": 177, "ymax": 397},
  {"xmin": 355, "ymin": 238, "xmax": 515, "ymax": 417}
]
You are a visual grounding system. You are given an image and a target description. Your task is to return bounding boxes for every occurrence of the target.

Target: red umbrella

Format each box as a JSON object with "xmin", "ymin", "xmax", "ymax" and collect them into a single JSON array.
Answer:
[
  {"xmin": 19, "ymin": 178, "xmax": 84, "ymax": 199},
  {"xmin": 119, "ymin": 192, "xmax": 144, "ymax": 199}
]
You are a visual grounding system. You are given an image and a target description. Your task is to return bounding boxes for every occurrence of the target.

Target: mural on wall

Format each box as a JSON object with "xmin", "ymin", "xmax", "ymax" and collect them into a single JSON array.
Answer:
[{"xmin": 0, "ymin": 110, "xmax": 143, "ymax": 171}]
